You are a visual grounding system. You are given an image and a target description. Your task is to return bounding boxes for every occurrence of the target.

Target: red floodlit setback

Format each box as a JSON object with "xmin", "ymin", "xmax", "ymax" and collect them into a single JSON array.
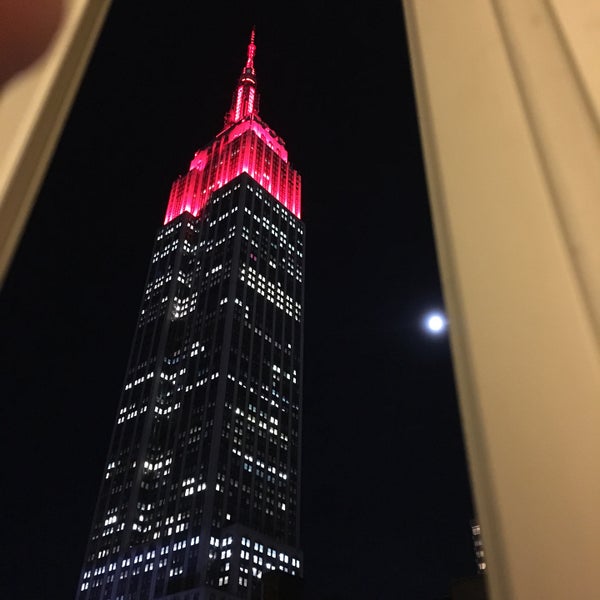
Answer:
[{"xmin": 164, "ymin": 30, "xmax": 301, "ymax": 224}]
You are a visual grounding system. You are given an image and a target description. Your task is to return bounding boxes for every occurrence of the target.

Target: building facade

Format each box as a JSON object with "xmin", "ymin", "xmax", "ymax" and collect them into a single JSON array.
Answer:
[{"xmin": 76, "ymin": 31, "xmax": 304, "ymax": 600}]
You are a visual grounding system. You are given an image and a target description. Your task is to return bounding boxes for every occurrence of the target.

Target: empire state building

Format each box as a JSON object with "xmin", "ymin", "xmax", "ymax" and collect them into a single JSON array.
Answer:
[{"xmin": 75, "ymin": 30, "xmax": 304, "ymax": 600}]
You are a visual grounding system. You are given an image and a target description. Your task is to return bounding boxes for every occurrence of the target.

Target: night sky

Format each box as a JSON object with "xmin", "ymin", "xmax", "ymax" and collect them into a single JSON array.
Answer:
[{"xmin": 1, "ymin": 3, "xmax": 476, "ymax": 599}]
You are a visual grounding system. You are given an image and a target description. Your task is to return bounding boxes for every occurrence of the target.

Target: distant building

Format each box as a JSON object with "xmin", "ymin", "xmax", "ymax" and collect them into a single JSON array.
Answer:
[
  {"xmin": 75, "ymin": 30, "xmax": 304, "ymax": 600},
  {"xmin": 470, "ymin": 518, "xmax": 486, "ymax": 574},
  {"xmin": 444, "ymin": 518, "xmax": 488, "ymax": 600},
  {"xmin": 440, "ymin": 518, "xmax": 489, "ymax": 600}
]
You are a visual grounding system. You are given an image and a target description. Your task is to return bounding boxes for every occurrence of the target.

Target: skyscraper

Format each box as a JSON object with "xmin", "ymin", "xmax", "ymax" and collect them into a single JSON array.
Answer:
[{"xmin": 75, "ymin": 30, "xmax": 304, "ymax": 600}]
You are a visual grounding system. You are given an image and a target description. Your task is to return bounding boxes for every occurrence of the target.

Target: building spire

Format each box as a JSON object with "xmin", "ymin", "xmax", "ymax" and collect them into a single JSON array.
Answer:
[
  {"xmin": 225, "ymin": 28, "xmax": 260, "ymax": 126},
  {"xmin": 245, "ymin": 27, "xmax": 256, "ymax": 71}
]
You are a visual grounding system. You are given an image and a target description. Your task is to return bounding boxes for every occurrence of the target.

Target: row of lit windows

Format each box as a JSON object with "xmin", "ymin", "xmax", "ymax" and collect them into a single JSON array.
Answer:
[
  {"xmin": 240, "ymin": 265, "xmax": 301, "ymax": 321},
  {"xmin": 151, "ymin": 240, "xmax": 179, "ymax": 263},
  {"xmin": 226, "ymin": 370, "xmax": 297, "ymax": 416},
  {"xmin": 243, "ymin": 206, "xmax": 301, "ymax": 245},
  {"xmin": 156, "ymin": 221, "xmax": 183, "ymax": 242},
  {"xmin": 245, "ymin": 184, "xmax": 303, "ymax": 232},
  {"xmin": 124, "ymin": 371, "xmax": 154, "ymax": 390},
  {"xmin": 82, "ymin": 531, "xmax": 301, "ymax": 593},
  {"xmin": 233, "ymin": 404, "xmax": 290, "ymax": 445}
]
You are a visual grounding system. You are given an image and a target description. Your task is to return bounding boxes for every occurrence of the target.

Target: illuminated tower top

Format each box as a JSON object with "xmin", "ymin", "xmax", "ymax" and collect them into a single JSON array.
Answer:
[
  {"xmin": 164, "ymin": 30, "xmax": 301, "ymax": 224},
  {"xmin": 224, "ymin": 28, "xmax": 259, "ymax": 125}
]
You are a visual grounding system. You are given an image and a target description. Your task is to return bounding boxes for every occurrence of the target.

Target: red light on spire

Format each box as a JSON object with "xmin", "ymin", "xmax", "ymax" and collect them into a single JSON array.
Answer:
[{"xmin": 164, "ymin": 30, "xmax": 301, "ymax": 225}]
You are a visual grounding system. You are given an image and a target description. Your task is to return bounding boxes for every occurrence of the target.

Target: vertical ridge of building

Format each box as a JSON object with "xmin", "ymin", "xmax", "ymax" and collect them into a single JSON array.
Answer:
[{"xmin": 75, "ymin": 30, "xmax": 304, "ymax": 600}]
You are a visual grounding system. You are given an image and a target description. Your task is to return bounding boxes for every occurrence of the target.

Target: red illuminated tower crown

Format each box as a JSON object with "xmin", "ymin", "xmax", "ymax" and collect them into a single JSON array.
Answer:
[{"xmin": 164, "ymin": 30, "xmax": 301, "ymax": 224}]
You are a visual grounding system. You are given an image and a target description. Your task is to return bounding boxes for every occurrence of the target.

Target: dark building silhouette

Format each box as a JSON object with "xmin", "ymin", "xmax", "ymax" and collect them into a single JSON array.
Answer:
[
  {"xmin": 261, "ymin": 571, "xmax": 303, "ymax": 600},
  {"xmin": 75, "ymin": 31, "xmax": 304, "ymax": 600},
  {"xmin": 450, "ymin": 575, "xmax": 488, "ymax": 600}
]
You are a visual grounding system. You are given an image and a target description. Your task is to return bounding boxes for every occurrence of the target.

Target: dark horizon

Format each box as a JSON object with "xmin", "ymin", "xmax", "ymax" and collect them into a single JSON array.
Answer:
[{"xmin": 1, "ymin": 3, "xmax": 476, "ymax": 599}]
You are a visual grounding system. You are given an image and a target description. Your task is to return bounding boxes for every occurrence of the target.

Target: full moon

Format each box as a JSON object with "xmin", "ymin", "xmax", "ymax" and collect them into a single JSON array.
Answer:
[{"xmin": 423, "ymin": 311, "xmax": 447, "ymax": 334}]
